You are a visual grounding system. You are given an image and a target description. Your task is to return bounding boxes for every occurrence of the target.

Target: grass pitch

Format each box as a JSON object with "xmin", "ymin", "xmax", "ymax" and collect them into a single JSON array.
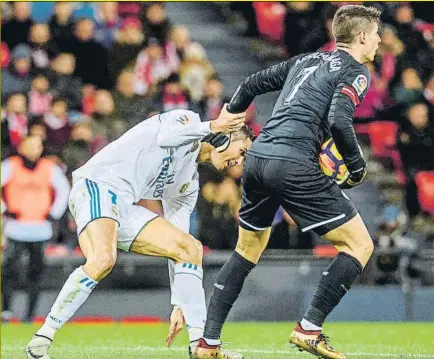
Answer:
[{"xmin": 2, "ymin": 322, "xmax": 434, "ymax": 359}]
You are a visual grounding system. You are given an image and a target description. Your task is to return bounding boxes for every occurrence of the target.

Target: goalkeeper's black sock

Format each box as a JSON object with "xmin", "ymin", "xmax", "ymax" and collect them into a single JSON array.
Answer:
[
  {"xmin": 303, "ymin": 252, "xmax": 363, "ymax": 328},
  {"xmin": 203, "ymin": 251, "xmax": 255, "ymax": 341}
]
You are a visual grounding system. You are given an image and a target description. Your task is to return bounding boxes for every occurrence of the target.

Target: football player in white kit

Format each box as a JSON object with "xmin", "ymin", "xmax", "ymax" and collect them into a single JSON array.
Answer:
[{"xmin": 25, "ymin": 105, "xmax": 254, "ymax": 359}]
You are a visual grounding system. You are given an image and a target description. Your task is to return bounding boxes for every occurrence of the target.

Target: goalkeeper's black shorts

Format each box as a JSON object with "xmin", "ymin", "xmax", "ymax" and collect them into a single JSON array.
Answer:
[{"xmin": 239, "ymin": 154, "xmax": 358, "ymax": 236}]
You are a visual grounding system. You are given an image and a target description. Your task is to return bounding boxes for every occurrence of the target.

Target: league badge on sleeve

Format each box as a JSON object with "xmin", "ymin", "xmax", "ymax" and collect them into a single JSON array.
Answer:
[
  {"xmin": 179, "ymin": 183, "xmax": 190, "ymax": 194},
  {"xmin": 352, "ymin": 74, "xmax": 367, "ymax": 95},
  {"xmin": 175, "ymin": 115, "xmax": 190, "ymax": 125}
]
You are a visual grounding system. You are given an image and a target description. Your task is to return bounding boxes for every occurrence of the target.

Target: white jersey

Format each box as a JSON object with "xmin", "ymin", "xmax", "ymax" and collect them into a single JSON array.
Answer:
[{"xmin": 72, "ymin": 110, "xmax": 212, "ymax": 209}]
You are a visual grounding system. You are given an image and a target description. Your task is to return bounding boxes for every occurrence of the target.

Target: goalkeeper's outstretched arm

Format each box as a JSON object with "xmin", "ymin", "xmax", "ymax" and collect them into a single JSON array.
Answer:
[
  {"xmin": 227, "ymin": 57, "xmax": 298, "ymax": 113},
  {"xmin": 156, "ymin": 107, "xmax": 245, "ymax": 149}
]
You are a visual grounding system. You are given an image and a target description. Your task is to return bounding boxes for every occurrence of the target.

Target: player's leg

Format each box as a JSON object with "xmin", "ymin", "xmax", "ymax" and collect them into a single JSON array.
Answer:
[
  {"xmin": 24, "ymin": 241, "xmax": 45, "ymax": 322},
  {"xmin": 202, "ymin": 227, "xmax": 271, "ymax": 342},
  {"xmin": 26, "ymin": 180, "xmax": 120, "ymax": 359},
  {"xmin": 1, "ymin": 238, "xmax": 24, "ymax": 320},
  {"xmin": 195, "ymin": 156, "xmax": 279, "ymax": 359},
  {"xmin": 118, "ymin": 205, "xmax": 205, "ymax": 350},
  {"xmin": 281, "ymin": 168, "xmax": 372, "ymax": 359},
  {"xmin": 323, "ymin": 213, "xmax": 373, "ymax": 265},
  {"xmin": 290, "ymin": 215, "xmax": 372, "ymax": 359},
  {"xmin": 299, "ymin": 214, "xmax": 372, "ymax": 329}
]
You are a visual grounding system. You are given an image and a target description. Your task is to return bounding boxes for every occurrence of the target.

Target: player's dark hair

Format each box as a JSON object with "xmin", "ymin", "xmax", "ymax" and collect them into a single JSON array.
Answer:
[
  {"xmin": 332, "ymin": 5, "xmax": 381, "ymax": 44},
  {"xmin": 232, "ymin": 125, "xmax": 256, "ymax": 143}
]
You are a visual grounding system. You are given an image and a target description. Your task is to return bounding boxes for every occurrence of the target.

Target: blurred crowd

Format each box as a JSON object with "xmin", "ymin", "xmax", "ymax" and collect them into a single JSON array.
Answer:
[
  {"xmin": 2, "ymin": 1, "xmax": 433, "ymax": 322},
  {"xmin": 1, "ymin": 2, "xmax": 433, "ymax": 257},
  {"xmin": 1, "ymin": 1, "xmax": 263, "ymax": 320},
  {"xmin": 1, "ymin": 2, "xmax": 262, "ymax": 256}
]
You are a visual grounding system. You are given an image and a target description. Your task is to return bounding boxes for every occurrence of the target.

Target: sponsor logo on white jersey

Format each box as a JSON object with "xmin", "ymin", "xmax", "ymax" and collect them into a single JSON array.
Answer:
[{"xmin": 153, "ymin": 156, "xmax": 175, "ymax": 198}]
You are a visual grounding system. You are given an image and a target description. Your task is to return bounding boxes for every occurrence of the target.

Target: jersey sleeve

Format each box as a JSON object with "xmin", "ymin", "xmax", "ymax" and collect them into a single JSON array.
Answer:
[
  {"xmin": 156, "ymin": 110, "xmax": 211, "ymax": 149},
  {"xmin": 327, "ymin": 64, "xmax": 370, "ymax": 172},
  {"xmin": 227, "ymin": 56, "xmax": 298, "ymax": 113}
]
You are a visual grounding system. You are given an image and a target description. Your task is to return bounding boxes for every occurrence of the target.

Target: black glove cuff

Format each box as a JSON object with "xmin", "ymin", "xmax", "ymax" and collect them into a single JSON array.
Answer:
[
  {"xmin": 202, "ymin": 132, "xmax": 231, "ymax": 153},
  {"xmin": 346, "ymin": 156, "xmax": 366, "ymax": 175}
]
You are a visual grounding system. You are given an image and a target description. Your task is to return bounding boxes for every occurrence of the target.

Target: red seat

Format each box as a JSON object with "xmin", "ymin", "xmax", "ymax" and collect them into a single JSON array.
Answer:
[
  {"xmin": 354, "ymin": 123, "xmax": 370, "ymax": 136},
  {"xmin": 368, "ymin": 121, "xmax": 406, "ymax": 184},
  {"xmin": 253, "ymin": 2, "xmax": 286, "ymax": 42},
  {"xmin": 415, "ymin": 171, "xmax": 434, "ymax": 216},
  {"xmin": 368, "ymin": 121, "xmax": 397, "ymax": 157}
]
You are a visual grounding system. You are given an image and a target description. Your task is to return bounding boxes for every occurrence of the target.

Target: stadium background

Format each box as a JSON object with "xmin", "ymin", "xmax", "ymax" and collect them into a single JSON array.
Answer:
[{"xmin": 1, "ymin": 0, "xmax": 434, "ymax": 331}]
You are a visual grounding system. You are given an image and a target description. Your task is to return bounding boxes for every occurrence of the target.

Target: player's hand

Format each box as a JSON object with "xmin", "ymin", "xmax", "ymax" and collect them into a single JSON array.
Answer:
[
  {"xmin": 211, "ymin": 104, "xmax": 246, "ymax": 134},
  {"xmin": 202, "ymin": 132, "xmax": 231, "ymax": 152},
  {"xmin": 165, "ymin": 306, "xmax": 185, "ymax": 347},
  {"xmin": 339, "ymin": 167, "xmax": 367, "ymax": 189}
]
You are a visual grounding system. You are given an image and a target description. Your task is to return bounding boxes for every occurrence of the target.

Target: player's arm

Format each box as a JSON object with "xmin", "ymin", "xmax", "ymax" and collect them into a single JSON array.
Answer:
[
  {"xmin": 227, "ymin": 57, "xmax": 298, "ymax": 113},
  {"xmin": 156, "ymin": 107, "xmax": 245, "ymax": 149},
  {"xmin": 327, "ymin": 65, "xmax": 370, "ymax": 188}
]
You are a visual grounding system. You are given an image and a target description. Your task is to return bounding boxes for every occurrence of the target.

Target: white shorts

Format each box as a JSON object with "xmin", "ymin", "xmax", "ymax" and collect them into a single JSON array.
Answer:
[{"xmin": 68, "ymin": 178, "xmax": 159, "ymax": 252}]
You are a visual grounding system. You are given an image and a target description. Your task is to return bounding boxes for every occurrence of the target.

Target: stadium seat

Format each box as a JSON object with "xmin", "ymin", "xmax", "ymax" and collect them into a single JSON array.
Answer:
[
  {"xmin": 368, "ymin": 121, "xmax": 406, "ymax": 184},
  {"xmin": 354, "ymin": 123, "xmax": 370, "ymax": 136},
  {"xmin": 368, "ymin": 121, "xmax": 397, "ymax": 157},
  {"xmin": 415, "ymin": 21, "xmax": 434, "ymax": 39},
  {"xmin": 253, "ymin": 2, "xmax": 286, "ymax": 42},
  {"xmin": 313, "ymin": 245, "xmax": 338, "ymax": 257},
  {"xmin": 415, "ymin": 171, "xmax": 434, "ymax": 216}
]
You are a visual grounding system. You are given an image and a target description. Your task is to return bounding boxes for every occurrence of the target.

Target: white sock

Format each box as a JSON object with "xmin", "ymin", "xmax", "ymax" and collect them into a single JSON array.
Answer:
[
  {"xmin": 35, "ymin": 323, "xmax": 56, "ymax": 341},
  {"xmin": 203, "ymin": 338, "xmax": 222, "ymax": 346},
  {"xmin": 174, "ymin": 263, "xmax": 206, "ymax": 343},
  {"xmin": 300, "ymin": 318, "xmax": 322, "ymax": 331},
  {"xmin": 37, "ymin": 266, "xmax": 98, "ymax": 338}
]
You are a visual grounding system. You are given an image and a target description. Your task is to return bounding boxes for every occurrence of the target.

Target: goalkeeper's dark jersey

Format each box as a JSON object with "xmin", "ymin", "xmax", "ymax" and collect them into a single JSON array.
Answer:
[{"xmin": 227, "ymin": 49, "xmax": 370, "ymax": 169}]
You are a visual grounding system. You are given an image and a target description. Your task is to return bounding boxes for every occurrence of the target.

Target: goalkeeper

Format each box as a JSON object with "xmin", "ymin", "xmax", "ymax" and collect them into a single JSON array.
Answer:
[
  {"xmin": 194, "ymin": 5, "xmax": 381, "ymax": 359},
  {"xmin": 25, "ymin": 105, "xmax": 254, "ymax": 359}
]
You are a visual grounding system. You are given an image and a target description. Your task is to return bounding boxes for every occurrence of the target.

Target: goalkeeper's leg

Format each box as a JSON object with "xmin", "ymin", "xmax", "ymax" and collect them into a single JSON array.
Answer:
[
  {"xmin": 25, "ymin": 219, "xmax": 119, "ymax": 359},
  {"xmin": 193, "ymin": 227, "xmax": 271, "ymax": 359},
  {"xmin": 290, "ymin": 214, "xmax": 373, "ymax": 359}
]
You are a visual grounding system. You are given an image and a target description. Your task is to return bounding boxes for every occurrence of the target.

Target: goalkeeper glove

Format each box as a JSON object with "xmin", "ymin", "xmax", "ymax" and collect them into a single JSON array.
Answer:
[
  {"xmin": 340, "ymin": 157, "xmax": 367, "ymax": 189},
  {"xmin": 202, "ymin": 132, "xmax": 231, "ymax": 153}
]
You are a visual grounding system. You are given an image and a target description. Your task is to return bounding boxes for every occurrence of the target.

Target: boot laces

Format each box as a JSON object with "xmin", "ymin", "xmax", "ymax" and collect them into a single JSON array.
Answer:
[{"xmin": 317, "ymin": 334, "xmax": 335, "ymax": 351}]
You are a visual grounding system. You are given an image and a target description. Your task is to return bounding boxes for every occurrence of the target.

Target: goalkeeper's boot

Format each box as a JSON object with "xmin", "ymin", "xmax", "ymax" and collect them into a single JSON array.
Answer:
[
  {"xmin": 289, "ymin": 323, "xmax": 346, "ymax": 359},
  {"xmin": 192, "ymin": 339, "xmax": 243, "ymax": 359},
  {"xmin": 25, "ymin": 334, "xmax": 52, "ymax": 359}
]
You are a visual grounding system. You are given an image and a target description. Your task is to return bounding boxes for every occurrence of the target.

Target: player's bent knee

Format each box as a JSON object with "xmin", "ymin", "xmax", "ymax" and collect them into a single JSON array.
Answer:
[
  {"xmin": 194, "ymin": 239, "xmax": 204, "ymax": 261},
  {"xmin": 235, "ymin": 228, "xmax": 269, "ymax": 264},
  {"xmin": 341, "ymin": 235, "xmax": 373, "ymax": 267},
  {"xmin": 325, "ymin": 215, "xmax": 374, "ymax": 266},
  {"xmin": 351, "ymin": 231, "xmax": 374, "ymax": 256},
  {"xmin": 173, "ymin": 234, "xmax": 203, "ymax": 266},
  {"xmin": 86, "ymin": 251, "xmax": 117, "ymax": 279},
  {"xmin": 362, "ymin": 237, "xmax": 374, "ymax": 257}
]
